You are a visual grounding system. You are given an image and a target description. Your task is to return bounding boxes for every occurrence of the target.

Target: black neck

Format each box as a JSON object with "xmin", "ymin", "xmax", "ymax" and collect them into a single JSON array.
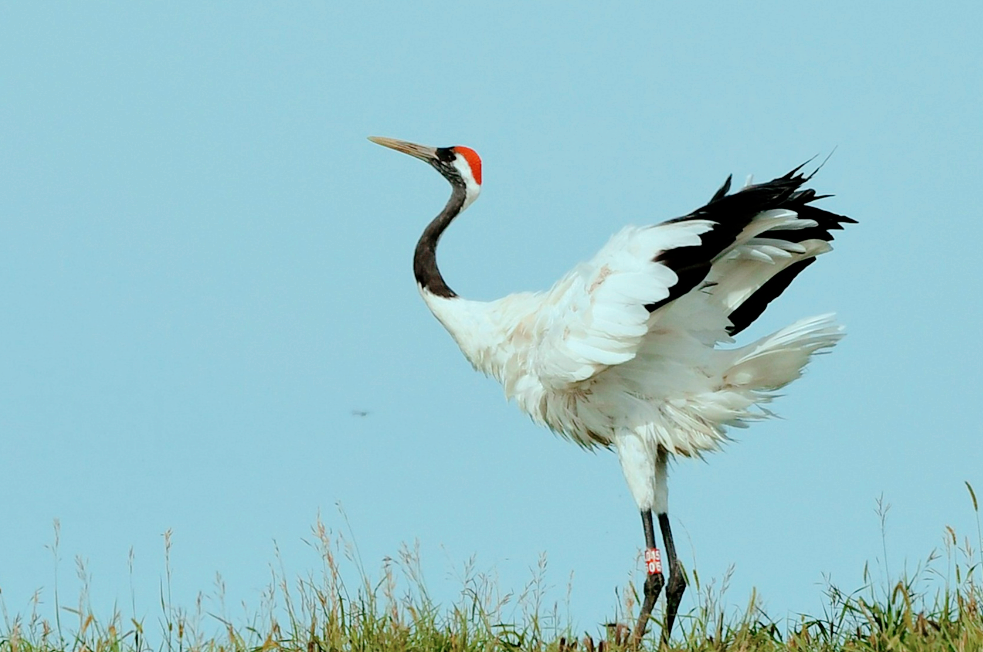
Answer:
[{"xmin": 414, "ymin": 181, "xmax": 466, "ymax": 298}]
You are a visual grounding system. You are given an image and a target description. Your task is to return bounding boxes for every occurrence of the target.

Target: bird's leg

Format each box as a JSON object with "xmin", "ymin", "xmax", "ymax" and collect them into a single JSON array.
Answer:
[
  {"xmin": 629, "ymin": 509, "xmax": 664, "ymax": 649},
  {"xmin": 658, "ymin": 512, "xmax": 686, "ymax": 646}
]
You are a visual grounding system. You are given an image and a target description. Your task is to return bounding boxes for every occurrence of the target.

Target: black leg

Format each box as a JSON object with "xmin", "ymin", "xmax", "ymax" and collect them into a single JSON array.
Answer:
[
  {"xmin": 629, "ymin": 509, "xmax": 664, "ymax": 649},
  {"xmin": 658, "ymin": 512, "xmax": 686, "ymax": 646}
]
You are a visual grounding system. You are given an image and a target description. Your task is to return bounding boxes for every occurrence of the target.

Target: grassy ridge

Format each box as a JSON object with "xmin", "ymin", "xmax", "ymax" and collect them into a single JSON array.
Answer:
[{"xmin": 2, "ymin": 490, "xmax": 981, "ymax": 652}]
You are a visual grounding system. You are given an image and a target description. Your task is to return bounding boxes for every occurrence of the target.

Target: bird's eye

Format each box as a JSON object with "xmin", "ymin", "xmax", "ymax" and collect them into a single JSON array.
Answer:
[{"xmin": 435, "ymin": 147, "xmax": 456, "ymax": 163}]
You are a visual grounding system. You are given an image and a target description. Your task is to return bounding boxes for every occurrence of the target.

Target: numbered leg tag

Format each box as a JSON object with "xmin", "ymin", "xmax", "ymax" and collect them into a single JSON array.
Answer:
[{"xmin": 644, "ymin": 547, "xmax": 663, "ymax": 575}]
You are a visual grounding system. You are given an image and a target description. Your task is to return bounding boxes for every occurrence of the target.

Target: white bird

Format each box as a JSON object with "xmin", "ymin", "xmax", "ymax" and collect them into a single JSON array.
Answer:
[{"xmin": 369, "ymin": 136, "xmax": 855, "ymax": 646}]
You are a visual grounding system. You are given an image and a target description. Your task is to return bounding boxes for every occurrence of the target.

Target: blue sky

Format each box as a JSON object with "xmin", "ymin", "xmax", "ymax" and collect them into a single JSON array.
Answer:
[{"xmin": 2, "ymin": 1, "xmax": 982, "ymax": 637}]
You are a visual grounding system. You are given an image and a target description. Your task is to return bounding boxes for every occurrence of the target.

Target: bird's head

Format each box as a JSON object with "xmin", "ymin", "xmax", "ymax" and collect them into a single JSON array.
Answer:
[{"xmin": 369, "ymin": 136, "xmax": 482, "ymax": 210}]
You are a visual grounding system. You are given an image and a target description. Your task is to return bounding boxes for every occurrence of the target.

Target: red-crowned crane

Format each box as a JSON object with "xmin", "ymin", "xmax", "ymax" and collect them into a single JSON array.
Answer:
[{"xmin": 369, "ymin": 136, "xmax": 855, "ymax": 647}]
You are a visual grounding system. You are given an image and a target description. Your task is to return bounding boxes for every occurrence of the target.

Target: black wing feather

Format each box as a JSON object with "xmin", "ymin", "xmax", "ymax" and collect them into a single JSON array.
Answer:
[
  {"xmin": 645, "ymin": 166, "xmax": 855, "ymax": 329},
  {"xmin": 726, "ymin": 258, "xmax": 815, "ymax": 336}
]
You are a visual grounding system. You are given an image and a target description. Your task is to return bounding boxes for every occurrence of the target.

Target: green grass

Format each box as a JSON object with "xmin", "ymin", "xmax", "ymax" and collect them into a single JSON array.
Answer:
[{"xmin": 3, "ymin": 487, "xmax": 982, "ymax": 652}]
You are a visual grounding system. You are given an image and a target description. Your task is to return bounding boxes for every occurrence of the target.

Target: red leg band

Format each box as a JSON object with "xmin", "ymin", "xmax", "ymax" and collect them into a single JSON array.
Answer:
[{"xmin": 644, "ymin": 547, "xmax": 663, "ymax": 575}]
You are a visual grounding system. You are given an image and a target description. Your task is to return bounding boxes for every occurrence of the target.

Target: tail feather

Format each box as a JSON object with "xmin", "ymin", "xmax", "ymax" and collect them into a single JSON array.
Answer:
[{"xmin": 725, "ymin": 313, "xmax": 844, "ymax": 392}]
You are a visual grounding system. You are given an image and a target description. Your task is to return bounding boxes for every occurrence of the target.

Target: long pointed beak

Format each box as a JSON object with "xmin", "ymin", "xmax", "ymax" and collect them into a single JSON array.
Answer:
[{"xmin": 368, "ymin": 136, "xmax": 438, "ymax": 162}]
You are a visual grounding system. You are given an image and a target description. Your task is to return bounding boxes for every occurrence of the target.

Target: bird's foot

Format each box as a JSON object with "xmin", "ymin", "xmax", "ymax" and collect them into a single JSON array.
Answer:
[
  {"xmin": 628, "ymin": 571, "xmax": 665, "ymax": 648},
  {"xmin": 561, "ymin": 623, "xmax": 629, "ymax": 652},
  {"xmin": 661, "ymin": 563, "xmax": 687, "ymax": 646}
]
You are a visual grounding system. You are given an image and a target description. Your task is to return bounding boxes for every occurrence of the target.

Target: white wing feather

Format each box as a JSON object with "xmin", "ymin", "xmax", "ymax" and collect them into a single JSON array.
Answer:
[{"xmin": 530, "ymin": 221, "xmax": 714, "ymax": 388}]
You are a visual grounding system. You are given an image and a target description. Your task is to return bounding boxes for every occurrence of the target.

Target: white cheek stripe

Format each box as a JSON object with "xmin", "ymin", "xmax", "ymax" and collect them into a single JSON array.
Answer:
[{"xmin": 453, "ymin": 157, "xmax": 482, "ymax": 210}]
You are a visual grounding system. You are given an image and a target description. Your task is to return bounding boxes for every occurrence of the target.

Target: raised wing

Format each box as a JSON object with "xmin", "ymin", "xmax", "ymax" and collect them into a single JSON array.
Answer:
[{"xmin": 528, "ymin": 167, "xmax": 855, "ymax": 389}]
